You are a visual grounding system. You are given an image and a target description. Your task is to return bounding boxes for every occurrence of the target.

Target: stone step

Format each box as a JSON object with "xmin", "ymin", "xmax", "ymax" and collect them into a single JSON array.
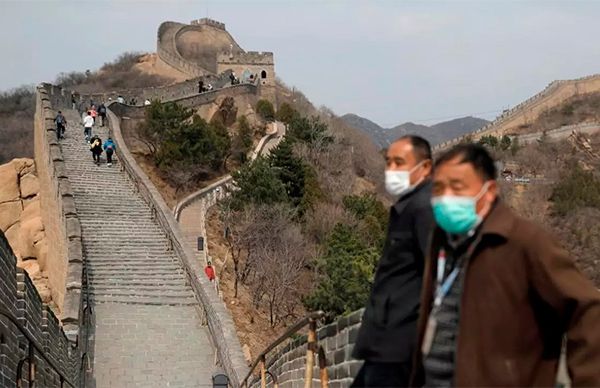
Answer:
[
  {"xmin": 88, "ymin": 262, "xmax": 182, "ymax": 271},
  {"xmin": 84, "ymin": 249, "xmax": 170, "ymax": 255},
  {"xmin": 87, "ymin": 266, "xmax": 184, "ymax": 274},
  {"xmin": 88, "ymin": 278, "xmax": 189, "ymax": 287},
  {"xmin": 90, "ymin": 295, "xmax": 198, "ymax": 306},
  {"xmin": 89, "ymin": 284, "xmax": 191, "ymax": 293},
  {"xmin": 85, "ymin": 257, "xmax": 176, "ymax": 264},
  {"xmin": 88, "ymin": 271, "xmax": 187, "ymax": 279},
  {"xmin": 88, "ymin": 288, "xmax": 194, "ymax": 299},
  {"xmin": 83, "ymin": 242, "xmax": 169, "ymax": 248}
]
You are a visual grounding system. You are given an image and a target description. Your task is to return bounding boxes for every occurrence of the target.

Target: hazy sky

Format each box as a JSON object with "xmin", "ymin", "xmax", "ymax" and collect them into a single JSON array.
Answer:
[{"xmin": 2, "ymin": 0, "xmax": 600, "ymax": 126}]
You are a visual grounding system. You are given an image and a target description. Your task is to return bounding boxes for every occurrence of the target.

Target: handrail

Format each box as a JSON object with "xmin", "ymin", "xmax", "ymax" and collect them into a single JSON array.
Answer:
[
  {"xmin": 241, "ymin": 311, "xmax": 325, "ymax": 387},
  {"xmin": 0, "ymin": 306, "xmax": 77, "ymax": 387}
]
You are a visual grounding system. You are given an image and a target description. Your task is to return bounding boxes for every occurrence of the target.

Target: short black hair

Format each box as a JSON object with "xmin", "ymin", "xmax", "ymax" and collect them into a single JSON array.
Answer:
[
  {"xmin": 435, "ymin": 143, "xmax": 497, "ymax": 180},
  {"xmin": 395, "ymin": 135, "xmax": 432, "ymax": 162}
]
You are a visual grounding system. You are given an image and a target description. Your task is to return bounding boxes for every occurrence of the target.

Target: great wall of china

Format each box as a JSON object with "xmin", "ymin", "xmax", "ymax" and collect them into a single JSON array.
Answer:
[
  {"xmin": 2, "ymin": 16, "xmax": 600, "ymax": 388},
  {"xmin": 433, "ymin": 73, "xmax": 600, "ymax": 151}
]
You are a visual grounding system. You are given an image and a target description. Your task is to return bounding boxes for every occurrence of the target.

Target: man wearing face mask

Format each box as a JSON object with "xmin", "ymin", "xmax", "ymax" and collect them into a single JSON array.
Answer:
[
  {"xmin": 412, "ymin": 143, "xmax": 600, "ymax": 387},
  {"xmin": 352, "ymin": 135, "xmax": 434, "ymax": 388}
]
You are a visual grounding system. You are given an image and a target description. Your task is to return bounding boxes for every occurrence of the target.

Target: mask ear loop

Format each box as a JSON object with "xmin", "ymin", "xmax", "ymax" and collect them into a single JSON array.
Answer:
[
  {"xmin": 409, "ymin": 159, "xmax": 429, "ymax": 187},
  {"xmin": 474, "ymin": 181, "xmax": 491, "ymax": 201}
]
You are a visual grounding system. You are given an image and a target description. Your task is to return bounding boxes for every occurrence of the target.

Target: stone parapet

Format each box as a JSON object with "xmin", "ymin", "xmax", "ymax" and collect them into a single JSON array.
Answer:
[
  {"xmin": 34, "ymin": 84, "xmax": 85, "ymax": 341},
  {"xmin": 75, "ymin": 69, "xmax": 235, "ymax": 107},
  {"xmin": 108, "ymin": 82, "xmax": 259, "ymax": 119},
  {"xmin": 248, "ymin": 309, "xmax": 365, "ymax": 388},
  {"xmin": 0, "ymin": 230, "xmax": 80, "ymax": 387},
  {"xmin": 217, "ymin": 52, "xmax": 274, "ymax": 66}
]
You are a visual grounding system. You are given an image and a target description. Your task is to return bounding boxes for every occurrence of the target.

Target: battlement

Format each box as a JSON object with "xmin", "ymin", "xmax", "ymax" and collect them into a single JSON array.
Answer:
[
  {"xmin": 217, "ymin": 51, "xmax": 274, "ymax": 66},
  {"xmin": 191, "ymin": 18, "xmax": 226, "ymax": 30}
]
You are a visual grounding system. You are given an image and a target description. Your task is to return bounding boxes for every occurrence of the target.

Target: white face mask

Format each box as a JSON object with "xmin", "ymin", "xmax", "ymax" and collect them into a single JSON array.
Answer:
[{"xmin": 385, "ymin": 161, "xmax": 424, "ymax": 196}]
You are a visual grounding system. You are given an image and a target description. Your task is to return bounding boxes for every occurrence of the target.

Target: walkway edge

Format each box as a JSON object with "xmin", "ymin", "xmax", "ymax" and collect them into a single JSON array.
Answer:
[{"xmin": 106, "ymin": 106, "xmax": 249, "ymax": 387}]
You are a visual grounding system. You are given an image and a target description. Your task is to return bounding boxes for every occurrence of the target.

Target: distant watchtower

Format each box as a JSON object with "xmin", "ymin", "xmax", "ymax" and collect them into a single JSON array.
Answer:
[{"xmin": 157, "ymin": 18, "xmax": 277, "ymax": 103}]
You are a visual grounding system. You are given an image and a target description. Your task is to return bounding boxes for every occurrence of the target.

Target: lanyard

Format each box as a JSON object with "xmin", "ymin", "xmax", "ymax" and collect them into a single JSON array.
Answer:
[
  {"xmin": 433, "ymin": 234, "xmax": 483, "ymax": 309},
  {"xmin": 434, "ymin": 249, "xmax": 459, "ymax": 308}
]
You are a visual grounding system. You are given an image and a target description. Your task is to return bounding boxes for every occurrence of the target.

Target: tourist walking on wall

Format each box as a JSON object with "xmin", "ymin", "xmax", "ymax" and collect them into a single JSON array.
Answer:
[
  {"xmin": 90, "ymin": 105, "xmax": 98, "ymax": 124},
  {"xmin": 198, "ymin": 80, "xmax": 204, "ymax": 93},
  {"xmin": 54, "ymin": 110, "xmax": 67, "ymax": 140},
  {"xmin": 352, "ymin": 135, "xmax": 434, "ymax": 388},
  {"xmin": 89, "ymin": 135, "xmax": 103, "ymax": 165},
  {"xmin": 204, "ymin": 261, "xmax": 215, "ymax": 282},
  {"xmin": 103, "ymin": 137, "xmax": 116, "ymax": 167},
  {"xmin": 83, "ymin": 111, "xmax": 94, "ymax": 142},
  {"xmin": 117, "ymin": 95, "xmax": 125, "ymax": 104},
  {"xmin": 98, "ymin": 103, "xmax": 107, "ymax": 127},
  {"xmin": 412, "ymin": 143, "xmax": 600, "ymax": 387},
  {"xmin": 144, "ymin": 99, "xmax": 151, "ymax": 106}
]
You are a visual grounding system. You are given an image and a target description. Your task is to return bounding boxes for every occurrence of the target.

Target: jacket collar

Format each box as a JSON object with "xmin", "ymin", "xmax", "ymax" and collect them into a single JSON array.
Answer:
[
  {"xmin": 432, "ymin": 199, "xmax": 514, "ymax": 254},
  {"xmin": 479, "ymin": 200, "xmax": 514, "ymax": 239},
  {"xmin": 392, "ymin": 179, "xmax": 432, "ymax": 214}
]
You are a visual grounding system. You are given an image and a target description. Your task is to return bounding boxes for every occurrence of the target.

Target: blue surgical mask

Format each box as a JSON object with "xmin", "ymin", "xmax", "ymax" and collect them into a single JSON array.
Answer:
[{"xmin": 431, "ymin": 183, "xmax": 490, "ymax": 235}]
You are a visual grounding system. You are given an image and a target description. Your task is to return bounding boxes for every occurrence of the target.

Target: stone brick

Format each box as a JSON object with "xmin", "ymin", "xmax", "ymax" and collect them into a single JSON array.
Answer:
[
  {"xmin": 348, "ymin": 325, "xmax": 360, "ymax": 344},
  {"xmin": 337, "ymin": 315, "xmax": 349, "ymax": 331},
  {"xmin": 65, "ymin": 217, "xmax": 81, "ymax": 239},
  {"xmin": 347, "ymin": 361, "xmax": 363, "ymax": 379},
  {"xmin": 347, "ymin": 309, "xmax": 364, "ymax": 326}
]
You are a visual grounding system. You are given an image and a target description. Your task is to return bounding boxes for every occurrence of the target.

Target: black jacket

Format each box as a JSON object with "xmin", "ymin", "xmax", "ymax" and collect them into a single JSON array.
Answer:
[{"xmin": 353, "ymin": 180, "xmax": 433, "ymax": 363}]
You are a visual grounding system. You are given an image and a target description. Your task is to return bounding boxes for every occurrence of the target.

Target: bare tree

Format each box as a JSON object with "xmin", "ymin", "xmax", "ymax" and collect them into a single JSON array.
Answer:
[{"xmin": 239, "ymin": 204, "xmax": 310, "ymax": 327}]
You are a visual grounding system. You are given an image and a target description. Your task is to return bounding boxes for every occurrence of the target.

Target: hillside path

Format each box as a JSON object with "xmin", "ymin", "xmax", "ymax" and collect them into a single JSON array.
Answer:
[{"xmin": 61, "ymin": 110, "xmax": 215, "ymax": 387}]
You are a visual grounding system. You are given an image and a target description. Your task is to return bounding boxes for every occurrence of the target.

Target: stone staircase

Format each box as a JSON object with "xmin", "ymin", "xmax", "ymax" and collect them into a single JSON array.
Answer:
[{"xmin": 60, "ymin": 111, "xmax": 214, "ymax": 387}]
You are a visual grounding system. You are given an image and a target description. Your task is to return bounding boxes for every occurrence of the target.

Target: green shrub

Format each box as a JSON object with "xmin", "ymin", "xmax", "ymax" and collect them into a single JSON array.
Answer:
[
  {"xmin": 276, "ymin": 102, "xmax": 298, "ymax": 124},
  {"xmin": 232, "ymin": 116, "xmax": 254, "ymax": 163},
  {"xmin": 304, "ymin": 223, "xmax": 379, "ymax": 321},
  {"xmin": 479, "ymin": 135, "xmax": 499, "ymax": 148},
  {"xmin": 256, "ymin": 99, "xmax": 275, "ymax": 121},
  {"xmin": 288, "ymin": 115, "xmax": 333, "ymax": 146},
  {"xmin": 230, "ymin": 157, "xmax": 288, "ymax": 210},
  {"xmin": 551, "ymin": 165, "xmax": 600, "ymax": 216}
]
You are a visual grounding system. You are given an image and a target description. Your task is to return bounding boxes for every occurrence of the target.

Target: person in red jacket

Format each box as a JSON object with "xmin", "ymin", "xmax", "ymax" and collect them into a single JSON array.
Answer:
[{"xmin": 204, "ymin": 261, "xmax": 215, "ymax": 282}]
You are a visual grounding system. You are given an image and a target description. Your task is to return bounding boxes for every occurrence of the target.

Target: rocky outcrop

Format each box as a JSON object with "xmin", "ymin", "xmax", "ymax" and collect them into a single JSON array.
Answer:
[
  {"xmin": 208, "ymin": 95, "xmax": 238, "ymax": 126},
  {"xmin": 0, "ymin": 158, "xmax": 53, "ymax": 307}
]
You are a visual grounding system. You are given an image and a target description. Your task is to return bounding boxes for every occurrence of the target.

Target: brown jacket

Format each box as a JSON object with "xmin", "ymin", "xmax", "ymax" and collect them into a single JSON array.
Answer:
[{"xmin": 412, "ymin": 201, "xmax": 600, "ymax": 387}]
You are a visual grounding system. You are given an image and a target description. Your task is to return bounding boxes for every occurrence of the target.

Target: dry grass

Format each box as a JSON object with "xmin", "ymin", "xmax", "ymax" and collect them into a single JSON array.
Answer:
[
  {"xmin": 519, "ymin": 92, "xmax": 600, "ymax": 134},
  {"xmin": 500, "ymin": 133, "xmax": 600, "ymax": 287},
  {"xmin": 56, "ymin": 52, "xmax": 175, "ymax": 94}
]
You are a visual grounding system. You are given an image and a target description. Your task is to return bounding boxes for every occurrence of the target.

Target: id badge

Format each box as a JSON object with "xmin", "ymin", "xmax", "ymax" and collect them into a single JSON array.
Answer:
[{"xmin": 421, "ymin": 315, "xmax": 438, "ymax": 356}]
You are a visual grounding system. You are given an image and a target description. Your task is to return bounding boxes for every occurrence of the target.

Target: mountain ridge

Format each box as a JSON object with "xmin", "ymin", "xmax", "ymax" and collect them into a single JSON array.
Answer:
[{"xmin": 341, "ymin": 113, "xmax": 489, "ymax": 148}]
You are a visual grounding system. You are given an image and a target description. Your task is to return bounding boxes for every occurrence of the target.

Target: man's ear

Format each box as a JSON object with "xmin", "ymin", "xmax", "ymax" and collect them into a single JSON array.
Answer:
[
  {"xmin": 422, "ymin": 159, "xmax": 433, "ymax": 177},
  {"xmin": 486, "ymin": 180, "xmax": 498, "ymax": 202}
]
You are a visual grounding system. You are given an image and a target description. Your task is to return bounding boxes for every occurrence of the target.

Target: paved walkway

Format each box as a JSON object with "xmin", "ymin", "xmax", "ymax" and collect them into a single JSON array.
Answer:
[{"xmin": 61, "ymin": 111, "xmax": 215, "ymax": 387}]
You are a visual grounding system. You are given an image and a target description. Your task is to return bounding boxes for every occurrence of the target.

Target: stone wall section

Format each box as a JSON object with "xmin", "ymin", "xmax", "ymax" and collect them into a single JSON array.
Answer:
[
  {"xmin": 76, "ymin": 69, "xmax": 235, "ymax": 106},
  {"xmin": 0, "ymin": 230, "xmax": 80, "ymax": 387},
  {"xmin": 33, "ymin": 84, "xmax": 84, "ymax": 339},
  {"xmin": 157, "ymin": 21, "xmax": 210, "ymax": 77},
  {"xmin": 434, "ymin": 74, "xmax": 600, "ymax": 152},
  {"xmin": 105, "ymin": 107, "xmax": 249, "ymax": 386},
  {"xmin": 513, "ymin": 122, "xmax": 600, "ymax": 145},
  {"xmin": 248, "ymin": 309, "xmax": 365, "ymax": 388}
]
